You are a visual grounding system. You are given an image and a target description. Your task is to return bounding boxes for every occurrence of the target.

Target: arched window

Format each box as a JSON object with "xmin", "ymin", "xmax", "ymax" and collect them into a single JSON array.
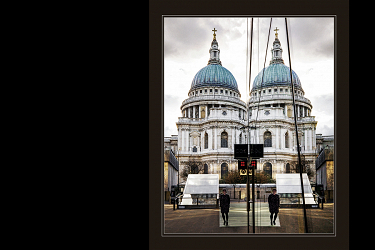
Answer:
[
  {"xmin": 204, "ymin": 132, "xmax": 208, "ymax": 149},
  {"xmin": 204, "ymin": 164, "xmax": 208, "ymax": 174},
  {"xmin": 193, "ymin": 146, "xmax": 197, "ymax": 152},
  {"xmin": 264, "ymin": 131, "xmax": 272, "ymax": 147},
  {"xmin": 221, "ymin": 131, "xmax": 228, "ymax": 148},
  {"xmin": 239, "ymin": 132, "xmax": 242, "ymax": 144},
  {"xmin": 286, "ymin": 163, "xmax": 290, "ymax": 173},
  {"xmin": 191, "ymin": 164, "xmax": 199, "ymax": 174},
  {"xmin": 285, "ymin": 132, "xmax": 289, "ymax": 148},
  {"xmin": 263, "ymin": 162, "xmax": 272, "ymax": 177},
  {"xmin": 221, "ymin": 163, "xmax": 228, "ymax": 178},
  {"xmin": 201, "ymin": 108, "xmax": 205, "ymax": 119}
]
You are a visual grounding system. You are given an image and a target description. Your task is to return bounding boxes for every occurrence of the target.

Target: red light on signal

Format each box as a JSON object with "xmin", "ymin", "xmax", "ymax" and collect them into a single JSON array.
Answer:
[
  {"xmin": 251, "ymin": 160, "xmax": 257, "ymax": 167},
  {"xmin": 241, "ymin": 162, "xmax": 245, "ymax": 167}
]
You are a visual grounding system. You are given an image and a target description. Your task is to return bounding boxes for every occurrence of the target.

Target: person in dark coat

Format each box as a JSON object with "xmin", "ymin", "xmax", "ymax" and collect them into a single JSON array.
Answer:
[
  {"xmin": 268, "ymin": 188, "xmax": 280, "ymax": 225},
  {"xmin": 219, "ymin": 188, "xmax": 230, "ymax": 226}
]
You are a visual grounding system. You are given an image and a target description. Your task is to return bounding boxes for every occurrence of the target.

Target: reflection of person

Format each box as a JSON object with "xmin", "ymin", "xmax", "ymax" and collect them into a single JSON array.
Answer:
[
  {"xmin": 268, "ymin": 188, "xmax": 280, "ymax": 226},
  {"xmin": 219, "ymin": 189, "xmax": 230, "ymax": 226}
]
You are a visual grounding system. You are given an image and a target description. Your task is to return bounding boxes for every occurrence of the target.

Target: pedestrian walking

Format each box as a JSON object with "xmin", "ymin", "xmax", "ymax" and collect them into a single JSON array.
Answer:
[
  {"xmin": 219, "ymin": 188, "xmax": 230, "ymax": 226},
  {"xmin": 268, "ymin": 188, "xmax": 280, "ymax": 226}
]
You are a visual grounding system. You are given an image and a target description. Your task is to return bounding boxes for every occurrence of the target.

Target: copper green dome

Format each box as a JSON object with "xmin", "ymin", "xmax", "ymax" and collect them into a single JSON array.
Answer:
[
  {"xmin": 190, "ymin": 64, "xmax": 239, "ymax": 92},
  {"xmin": 252, "ymin": 63, "xmax": 302, "ymax": 91}
]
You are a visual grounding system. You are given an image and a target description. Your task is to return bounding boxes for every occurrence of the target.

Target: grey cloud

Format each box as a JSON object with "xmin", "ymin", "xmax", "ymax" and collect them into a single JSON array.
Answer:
[
  {"xmin": 164, "ymin": 94, "xmax": 180, "ymax": 107},
  {"xmin": 316, "ymin": 124, "xmax": 334, "ymax": 136},
  {"xmin": 253, "ymin": 17, "xmax": 334, "ymax": 64},
  {"xmin": 311, "ymin": 94, "xmax": 334, "ymax": 115},
  {"xmin": 164, "ymin": 18, "xmax": 209, "ymax": 59},
  {"xmin": 164, "ymin": 18, "xmax": 246, "ymax": 59},
  {"xmin": 288, "ymin": 18, "xmax": 334, "ymax": 59}
]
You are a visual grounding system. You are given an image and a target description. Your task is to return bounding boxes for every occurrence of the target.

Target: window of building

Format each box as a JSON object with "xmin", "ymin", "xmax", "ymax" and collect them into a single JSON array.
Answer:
[
  {"xmin": 221, "ymin": 163, "xmax": 228, "ymax": 178},
  {"xmin": 220, "ymin": 89, "xmax": 223, "ymax": 93},
  {"xmin": 221, "ymin": 131, "xmax": 228, "ymax": 148},
  {"xmin": 204, "ymin": 164, "xmax": 208, "ymax": 174},
  {"xmin": 191, "ymin": 164, "xmax": 198, "ymax": 173},
  {"xmin": 285, "ymin": 132, "xmax": 289, "ymax": 148},
  {"xmin": 193, "ymin": 146, "xmax": 197, "ymax": 152},
  {"xmin": 204, "ymin": 132, "xmax": 208, "ymax": 149},
  {"xmin": 263, "ymin": 162, "xmax": 272, "ymax": 177},
  {"xmin": 239, "ymin": 132, "xmax": 242, "ymax": 144},
  {"xmin": 264, "ymin": 131, "xmax": 272, "ymax": 147},
  {"xmin": 286, "ymin": 163, "xmax": 290, "ymax": 173}
]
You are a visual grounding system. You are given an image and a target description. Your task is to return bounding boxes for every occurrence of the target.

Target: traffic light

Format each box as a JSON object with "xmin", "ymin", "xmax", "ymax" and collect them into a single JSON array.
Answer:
[
  {"xmin": 251, "ymin": 160, "xmax": 257, "ymax": 169},
  {"xmin": 238, "ymin": 159, "xmax": 247, "ymax": 170}
]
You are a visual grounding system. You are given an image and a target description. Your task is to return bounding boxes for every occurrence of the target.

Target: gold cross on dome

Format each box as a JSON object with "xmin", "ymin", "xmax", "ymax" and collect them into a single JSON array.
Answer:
[
  {"xmin": 274, "ymin": 27, "xmax": 279, "ymax": 38},
  {"xmin": 212, "ymin": 28, "xmax": 217, "ymax": 40}
]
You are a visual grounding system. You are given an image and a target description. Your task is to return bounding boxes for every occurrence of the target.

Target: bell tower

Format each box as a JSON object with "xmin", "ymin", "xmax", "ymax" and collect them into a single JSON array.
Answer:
[
  {"xmin": 208, "ymin": 28, "xmax": 222, "ymax": 65},
  {"xmin": 270, "ymin": 27, "xmax": 284, "ymax": 65}
]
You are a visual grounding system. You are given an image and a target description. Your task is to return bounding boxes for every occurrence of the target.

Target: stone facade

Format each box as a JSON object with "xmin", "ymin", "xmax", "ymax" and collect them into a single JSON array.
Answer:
[{"xmin": 166, "ymin": 30, "xmax": 326, "ymax": 185}]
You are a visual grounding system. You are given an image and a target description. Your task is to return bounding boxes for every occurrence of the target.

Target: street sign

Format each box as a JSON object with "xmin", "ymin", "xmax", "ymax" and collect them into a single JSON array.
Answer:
[
  {"xmin": 250, "ymin": 144, "xmax": 264, "ymax": 158},
  {"xmin": 238, "ymin": 159, "xmax": 247, "ymax": 170},
  {"xmin": 234, "ymin": 144, "xmax": 248, "ymax": 159},
  {"xmin": 240, "ymin": 169, "xmax": 252, "ymax": 175}
]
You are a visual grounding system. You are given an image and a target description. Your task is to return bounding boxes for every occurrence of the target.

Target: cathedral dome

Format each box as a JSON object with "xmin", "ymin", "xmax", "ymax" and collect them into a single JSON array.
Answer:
[
  {"xmin": 252, "ymin": 32, "xmax": 303, "ymax": 91},
  {"xmin": 190, "ymin": 64, "xmax": 239, "ymax": 92},
  {"xmin": 252, "ymin": 63, "xmax": 302, "ymax": 90}
]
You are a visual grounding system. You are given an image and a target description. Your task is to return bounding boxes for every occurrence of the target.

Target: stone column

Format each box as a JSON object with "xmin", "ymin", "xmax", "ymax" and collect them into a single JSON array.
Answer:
[
  {"xmin": 275, "ymin": 126, "xmax": 279, "ymax": 149},
  {"xmin": 177, "ymin": 127, "xmax": 183, "ymax": 151},
  {"xmin": 213, "ymin": 127, "xmax": 217, "ymax": 150}
]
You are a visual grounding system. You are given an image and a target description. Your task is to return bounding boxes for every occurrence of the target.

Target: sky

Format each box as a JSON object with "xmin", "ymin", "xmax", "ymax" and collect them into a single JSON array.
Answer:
[{"xmin": 164, "ymin": 17, "xmax": 334, "ymax": 138}]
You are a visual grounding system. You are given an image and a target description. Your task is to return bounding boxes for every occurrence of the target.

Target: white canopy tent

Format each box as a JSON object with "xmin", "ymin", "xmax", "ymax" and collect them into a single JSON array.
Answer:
[
  {"xmin": 180, "ymin": 174, "xmax": 219, "ymax": 205},
  {"xmin": 276, "ymin": 173, "xmax": 317, "ymax": 205}
]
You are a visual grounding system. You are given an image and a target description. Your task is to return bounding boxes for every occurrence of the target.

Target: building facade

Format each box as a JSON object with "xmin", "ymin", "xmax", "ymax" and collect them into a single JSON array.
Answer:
[
  {"xmin": 168, "ymin": 29, "xmax": 323, "ymax": 185},
  {"xmin": 247, "ymin": 31, "xmax": 318, "ymax": 183},
  {"xmin": 176, "ymin": 32, "xmax": 247, "ymax": 182}
]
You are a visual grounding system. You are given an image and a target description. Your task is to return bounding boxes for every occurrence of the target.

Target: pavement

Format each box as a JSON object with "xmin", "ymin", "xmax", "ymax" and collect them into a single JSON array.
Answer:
[
  {"xmin": 164, "ymin": 201, "xmax": 334, "ymax": 234},
  {"xmin": 219, "ymin": 202, "xmax": 280, "ymax": 228}
]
